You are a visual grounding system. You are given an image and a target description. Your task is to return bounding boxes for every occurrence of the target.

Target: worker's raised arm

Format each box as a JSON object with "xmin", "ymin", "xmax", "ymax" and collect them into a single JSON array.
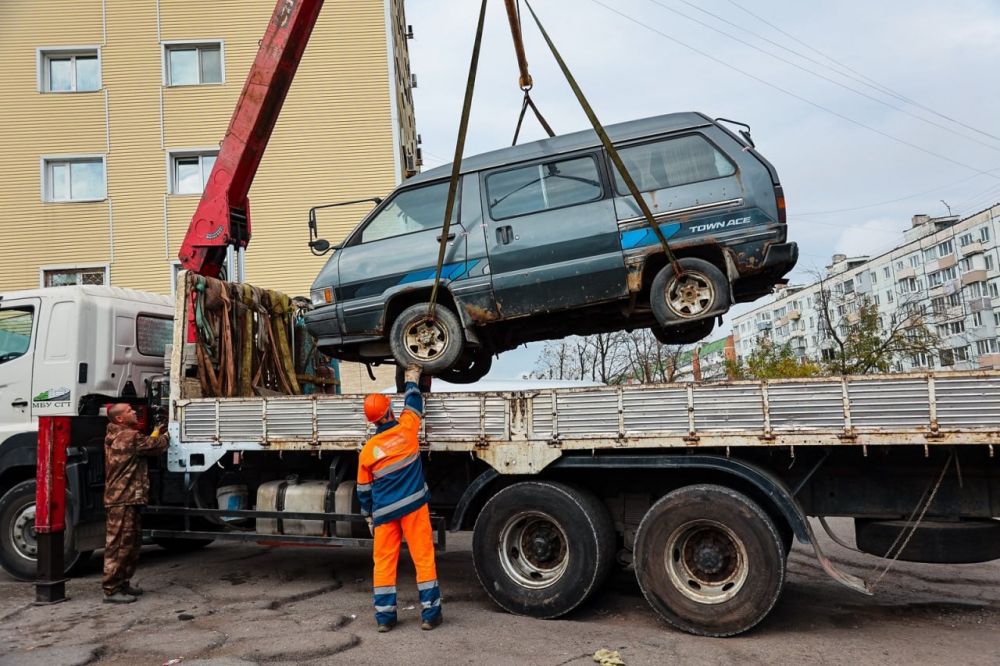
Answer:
[
  {"xmin": 398, "ymin": 364, "xmax": 424, "ymax": 432},
  {"xmin": 133, "ymin": 429, "xmax": 170, "ymax": 456}
]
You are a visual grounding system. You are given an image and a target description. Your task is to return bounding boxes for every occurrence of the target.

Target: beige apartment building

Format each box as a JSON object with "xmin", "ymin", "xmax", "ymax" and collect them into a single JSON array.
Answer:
[{"xmin": 0, "ymin": 0, "xmax": 419, "ymax": 391}]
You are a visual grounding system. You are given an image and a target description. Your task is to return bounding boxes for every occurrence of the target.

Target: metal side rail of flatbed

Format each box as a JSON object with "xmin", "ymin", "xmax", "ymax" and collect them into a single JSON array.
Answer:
[
  {"xmin": 141, "ymin": 506, "xmax": 447, "ymax": 549},
  {"xmin": 169, "ymin": 371, "xmax": 1000, "ymax": 473}
]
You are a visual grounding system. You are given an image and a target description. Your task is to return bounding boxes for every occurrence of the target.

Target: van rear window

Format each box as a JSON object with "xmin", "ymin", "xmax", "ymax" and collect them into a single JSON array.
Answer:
[
  {"xmin": 486, "ymin": 156, "xmax": 603, "ymax": 220},
  {"xmin": 137, "ymin": 315, "xmax": 172, "ymax": 357},
  {"xmin": 611, "ymin": 134, "xmax": 735, "ymax": 195}
]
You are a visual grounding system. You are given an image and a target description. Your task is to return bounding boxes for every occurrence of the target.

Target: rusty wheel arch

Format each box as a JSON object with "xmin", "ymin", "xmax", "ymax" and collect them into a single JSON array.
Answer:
[{"xmin": 641, "ymin": 244, "xmax": 730, "ymax": 298}]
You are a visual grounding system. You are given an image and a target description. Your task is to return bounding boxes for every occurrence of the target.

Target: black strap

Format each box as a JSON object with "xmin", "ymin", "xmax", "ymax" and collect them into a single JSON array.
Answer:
[
  {"xmin": 523, "ymin": 1, "xmax": 682, "ymax": 275},
  {"xmin": 428, "ymin": 0, "xmax": 489, "ymax": 317}
]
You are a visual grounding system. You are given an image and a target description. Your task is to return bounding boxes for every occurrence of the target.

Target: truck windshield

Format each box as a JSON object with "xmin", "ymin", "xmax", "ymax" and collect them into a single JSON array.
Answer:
[{"xmin": 0, "ymin": 308, "xmax": 33, "ymax": 364}]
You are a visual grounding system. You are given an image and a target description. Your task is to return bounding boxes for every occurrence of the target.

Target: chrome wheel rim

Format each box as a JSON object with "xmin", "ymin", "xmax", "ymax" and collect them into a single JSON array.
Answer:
[
  {"xmin": 666, "ymin": 272, "xmax": 715, "ymax": 318},
  {"xmin": 403, "ymin": 318, "xmax": 449, "ymax": 361},
  {"xmin": 11, "ymin": 503, "xmax": 38, "ymax": 559},
  {"xmin": 498, "ymin": 511, "xmax": 569, "ymax": 589},
  {"xmin": 664, "ymin": 519, "xmax": 748, "ymax": 604}
]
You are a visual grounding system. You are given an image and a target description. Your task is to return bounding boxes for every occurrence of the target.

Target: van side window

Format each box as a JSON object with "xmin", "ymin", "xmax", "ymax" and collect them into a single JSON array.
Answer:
[
  {"xmin": 0, "ymin": 308, "xmax": 34, "ymax": 364},
  {"xmin": 611, "ymin": 134, "xmax": 735, "ymax": 194},
  {"xmin": 137, "ymin": 314, "xmax": 173, "ymax": 357},
  {"xmin": 360, "ymin": 181, "xmax": 454, "ymax": 243},
  {"xmin": 486, "ymin": 155, "xmax": 602, "ymax": 220}
]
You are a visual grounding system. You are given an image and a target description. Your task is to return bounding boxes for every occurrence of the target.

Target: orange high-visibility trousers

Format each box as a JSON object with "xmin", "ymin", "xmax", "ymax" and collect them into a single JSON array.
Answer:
[{"xmin": 373, "ymin": 503, "xmax": 437, "ymax": 587}]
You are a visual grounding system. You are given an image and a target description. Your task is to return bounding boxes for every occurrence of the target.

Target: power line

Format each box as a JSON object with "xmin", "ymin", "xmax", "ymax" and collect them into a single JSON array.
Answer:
[
  {"xmin": 585, "ymin": 0, "xmax": 1000, "ymax": 181},
  {"xmin": 640, "ymin": 0, "xmax": 1000, "ymax": 155},
  {"xmin": 723, "ymin": 0, "xmax": 1000, "ymax": 146}
]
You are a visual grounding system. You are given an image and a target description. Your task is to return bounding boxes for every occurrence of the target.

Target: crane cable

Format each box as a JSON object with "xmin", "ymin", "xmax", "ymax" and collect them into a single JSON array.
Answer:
[{"xmin": 506, "ymin": 0, "xmax": 555, "ymax": 145}]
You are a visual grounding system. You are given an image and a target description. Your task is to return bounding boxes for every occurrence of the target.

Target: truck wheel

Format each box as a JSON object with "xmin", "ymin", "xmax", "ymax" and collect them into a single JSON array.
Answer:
[
  {"xmin": 650, "ymin": 258, "xmax": 729, "ymax": 326},
  {"xmin": 651, "ymin": 318, "xmax": 714, "ymax": 346},
  {"xmin": 472, "ymin": 481, "xmax": 615, "ymax": 619},
  {"xmin": 0, "ymin": 479, "xmax": 86, "ymax": 581},
  {"xmin": 634, "ymin": 484, "xmax": 785, "ymax": 637},
  {"xmin": 441, "ymin": 348, "xmax": 493, "ymax": 384},
  {"xmin": 389, "ymin": 303, "xmax": 465, "ymax": 374}
]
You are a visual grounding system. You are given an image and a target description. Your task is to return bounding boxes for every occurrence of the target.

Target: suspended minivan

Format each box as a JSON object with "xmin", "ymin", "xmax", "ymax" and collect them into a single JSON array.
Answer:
[{"xmin": 306, "ymin": 112, "xmax": 797, "ymax": 383}]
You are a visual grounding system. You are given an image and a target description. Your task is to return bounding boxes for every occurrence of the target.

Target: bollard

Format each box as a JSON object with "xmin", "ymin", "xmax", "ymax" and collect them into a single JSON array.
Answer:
[{"xmin": 35, "ymin": 415, "xmax": 70, "ymax": 604}]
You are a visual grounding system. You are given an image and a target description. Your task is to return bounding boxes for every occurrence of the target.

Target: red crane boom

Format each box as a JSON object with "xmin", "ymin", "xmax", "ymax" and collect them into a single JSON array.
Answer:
[{"xmin": 178, "ymin": 0, "xmax": 324, "ymax": 277}]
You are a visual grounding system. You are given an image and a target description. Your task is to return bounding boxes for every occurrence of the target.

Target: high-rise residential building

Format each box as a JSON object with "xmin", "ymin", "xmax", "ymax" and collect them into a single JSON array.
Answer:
[
  {"xmin": 0, "ymin": 1, "xmax": 418, "ymax": 391},
  {"xmin": 733, "ymin": 204, "xmax": 1000, "ymax": 372}
]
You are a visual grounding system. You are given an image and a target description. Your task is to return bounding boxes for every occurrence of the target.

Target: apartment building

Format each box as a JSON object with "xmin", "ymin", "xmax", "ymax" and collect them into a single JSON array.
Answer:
[
  {"xmin": 733, "ymin": 204, "xmax": 1000, "ymax": 372},
  {"xmin": 672, "ymin": 335, "xmax": 735, "ymax": 382}
]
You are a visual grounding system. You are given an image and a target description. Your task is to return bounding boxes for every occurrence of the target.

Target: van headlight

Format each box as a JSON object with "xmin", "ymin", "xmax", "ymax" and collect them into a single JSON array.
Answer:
[{"xmin": 311, "ymin": 287, "xmax": 335, "ymax": 306}]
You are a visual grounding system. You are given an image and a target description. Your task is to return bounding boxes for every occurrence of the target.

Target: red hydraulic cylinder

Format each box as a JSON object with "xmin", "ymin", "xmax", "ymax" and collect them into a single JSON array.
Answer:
[{"xmin": 35, "ymin": 415, "xmax": 70, "ymax": 603}]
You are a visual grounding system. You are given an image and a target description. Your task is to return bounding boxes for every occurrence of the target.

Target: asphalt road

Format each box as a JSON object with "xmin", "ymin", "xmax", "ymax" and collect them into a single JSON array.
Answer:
[{"xmin": 1, "ymin": 520, "xmax": 997, "ymax": 666}]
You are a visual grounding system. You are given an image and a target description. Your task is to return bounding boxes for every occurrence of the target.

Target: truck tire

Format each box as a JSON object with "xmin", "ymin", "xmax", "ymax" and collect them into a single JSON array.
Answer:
[
  {"xmin": 634, "ymin": 484, "xmax": 785, "ymax": 637},
  {"xmin": 855, "ymin": 518, "xmax": 1000, "ymax": 564},
  {"xmin": 472, "ymin": 481, "xmax": 615, "ymax": 619},
  {"xmin": 0, "ymin": 479, "xmax": 88, "ymax": 581},
  {"xmin": 389, "ymin": 303, "xmax": 465, "ymax": 374},
  {"xmin": 650, "ymin": 258, "xmax": 729, "ymax": 326}
]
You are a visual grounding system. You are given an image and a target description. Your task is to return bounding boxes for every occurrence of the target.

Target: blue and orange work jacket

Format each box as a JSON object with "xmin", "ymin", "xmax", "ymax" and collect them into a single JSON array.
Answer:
[{"xmin": 357, "ymin": 383, "xmax": 429, "ymax": 527}]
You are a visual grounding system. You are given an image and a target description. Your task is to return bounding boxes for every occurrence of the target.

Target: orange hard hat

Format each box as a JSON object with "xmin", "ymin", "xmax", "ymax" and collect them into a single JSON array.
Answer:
[{"xmin": 363, "ymin": 393, "xmax": 392, "ymax": 422}]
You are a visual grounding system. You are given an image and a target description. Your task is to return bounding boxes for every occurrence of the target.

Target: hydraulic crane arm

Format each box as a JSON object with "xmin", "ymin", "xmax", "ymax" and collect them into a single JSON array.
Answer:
[{"xmin": 178, "ymin": 0, "xmax": 324, "ymax": 277}]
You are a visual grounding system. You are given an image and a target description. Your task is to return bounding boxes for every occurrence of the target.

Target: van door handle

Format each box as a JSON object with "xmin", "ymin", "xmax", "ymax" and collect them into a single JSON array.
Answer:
[
  {"xmin": 436, "ymin": 232, "xmax": 456, "ymax": 242},
  {"xmin": 496, "ymin": 225, "xmax": 513, "ymax": 245},
  {"xmin": 11, "ymin": 400, "xmax": 27, "ymax": 408}
]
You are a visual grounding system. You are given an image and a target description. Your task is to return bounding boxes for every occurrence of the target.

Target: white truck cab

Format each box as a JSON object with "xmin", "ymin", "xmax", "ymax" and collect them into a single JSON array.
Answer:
[{"xmin": 0, "ymin": 285, "xmax": 172, "ymax": 579}]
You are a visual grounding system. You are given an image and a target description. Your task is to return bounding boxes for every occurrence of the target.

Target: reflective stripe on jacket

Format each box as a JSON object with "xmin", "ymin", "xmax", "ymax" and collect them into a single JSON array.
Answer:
[{"xmin": 357, "ymin": 383, "xmax": 429, "ymax": 527}]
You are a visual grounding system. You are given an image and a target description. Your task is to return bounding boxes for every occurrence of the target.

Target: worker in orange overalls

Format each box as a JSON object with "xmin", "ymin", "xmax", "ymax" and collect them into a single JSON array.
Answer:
[{"xmin": 358, "ymin": 363, "xmax": 442, "ymax": 632}]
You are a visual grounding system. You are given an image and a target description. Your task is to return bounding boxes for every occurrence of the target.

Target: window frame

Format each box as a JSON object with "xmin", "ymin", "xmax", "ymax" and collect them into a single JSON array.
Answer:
[
  {"xmin": 607, "ymin": 132, "xmax": 737, "ymax": 198},
  {"xmin": 136, "ymin": 314, "xmax": 173, "ymax": 357},
  {"xmin": 0, "ymin": 306, "xmax": 36, "ymax": 365},
  {"xmin": 36, "ymin": 46, "xmax": 102, "ymax": 93},
  {"xmin": 348, "ymin": 179, "xmax": 458, "ymax": 246},
  {"xmin": 485, "ymin": 152, "xmax": 607, "ymax": 222},
  {"xmin": 166, "ymin": 148, "xmax": 219, "ymax": 195},
  {"xmin": 38, "ymin": 264, "xmax": 109, "ymax": 288},
  {"xmin": 162, "ymin": 40, "xmax": 225, "ymax": 87},
  {"xmin": 40, "ymin": 155, "xmax": 107, "ymax": 203}
]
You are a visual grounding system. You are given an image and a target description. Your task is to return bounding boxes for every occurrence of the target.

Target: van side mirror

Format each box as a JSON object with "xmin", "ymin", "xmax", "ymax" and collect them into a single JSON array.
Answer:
[{"xmin": 309, "ymin": 239, "xmax": 331, "ymax": 254}]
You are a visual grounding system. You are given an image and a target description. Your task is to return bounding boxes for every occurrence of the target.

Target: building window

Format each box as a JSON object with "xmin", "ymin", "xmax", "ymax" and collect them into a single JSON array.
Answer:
[
  {"xmin": 909, "ymin": 254, "xmax": 921, "ymax": 268},
  {"xmin": 991, "ymin": 282, "xmax": 1000, "ymax": 299},
  {"xmin": 959, "ymin": 232, "xmax": 974, "ymax": 247},
  {"xmin": 869, "ymin": 271, "xmax": 877, "ymax": 284},
  {"xmin": 981, "ymin": 227, "xmax": 991, "ymax": 242},
  {"xmin": 954, "ymin": 346, "xmax": 969, "ymax": 362},
  {"xmin": 911, "ymin": 352, "xmax": 931, "ymax": 367},
  {"xmin": 976, "ymin": 339, "xmax": 998, "ymax": 355},
  {"xmin": 986, "ymin": 254, "xmax": 995, "ymax": 271},
  {"xmin": 38, "ymin": 48, "xmax": 100, "ymax": 92},
  {"xmin": 959, "ymin": 257, "xmax": 974, "ymax": 273},
  {"xmin": 883, "ymin": 266, "xmax": 891, "ymax": 279},
  {"xmin": 169, "ymin": 151, "xmax": 218, "ymax": 194},
  {"xmin": 42, "ymin": 266, "xmax": 107, "ymax": 287},
  {"xmin": 939, "ymin": 348, "xmax": 954, "ymax": 366},
  {"xmin": 42, "ymin": 156, "xmax": 106, "ymax": 202},
  {"xmin": 994, "ymin": 311, "xmax": 1000, "ymax": 327},
  {"xmin": 973, "ymin": 311, "xmax": 984, "ymax": 327},
  {"xmin": 937, "ymin": 321, "xmax": 965, "ymax": 337},
  {"xmin": 937, "ymin": 239, "xmax": 954, "ymax": 257},
  {"xmin": 164, "ymin": 42, "xmax": 223, "ymax": 86},
  {"xmin": 886, "ymin": 289, "xmax": 894, "ymax": 303}
]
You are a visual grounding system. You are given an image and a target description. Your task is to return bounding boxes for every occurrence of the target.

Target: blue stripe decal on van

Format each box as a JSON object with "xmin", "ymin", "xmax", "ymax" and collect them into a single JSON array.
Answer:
[
  {"xmin": 620, "ymin": 223, "xmax": 681, "ymax": 250},
  {"xmin": 399, "ymin": 259, "xmax": 481, "ymax": 285}
]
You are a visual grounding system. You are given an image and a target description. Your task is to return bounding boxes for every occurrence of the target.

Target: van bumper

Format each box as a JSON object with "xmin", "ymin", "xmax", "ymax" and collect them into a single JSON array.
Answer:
[{"xmin": 761, "ymin": 241, "xmax": 798, "ymax": 273}]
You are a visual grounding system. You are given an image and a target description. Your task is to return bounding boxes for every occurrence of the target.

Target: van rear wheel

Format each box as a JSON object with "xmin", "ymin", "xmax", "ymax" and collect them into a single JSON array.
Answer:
[
  {"xmin": 389, "ymin": 303, "xmax": 465, "ymax": 374},
  {"xmin": 650, "ymin": 258, "xmax": 729, "ymax": 326}
]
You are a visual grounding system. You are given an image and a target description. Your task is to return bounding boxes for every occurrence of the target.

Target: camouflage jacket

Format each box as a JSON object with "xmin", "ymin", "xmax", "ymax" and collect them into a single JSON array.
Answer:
[{"xmin": 104, "ymin": 423, "xmax": 169, "ymax": 507}]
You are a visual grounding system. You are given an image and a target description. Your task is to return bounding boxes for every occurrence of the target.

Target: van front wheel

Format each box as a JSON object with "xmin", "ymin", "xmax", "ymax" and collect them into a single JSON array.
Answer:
[
  {"xmin": 650, "ymin": 258, "xmax": 729, "ymax": 326},
  {"xmin": 389, "ymin": 303, "xmax": 465, "ymax": 374}
]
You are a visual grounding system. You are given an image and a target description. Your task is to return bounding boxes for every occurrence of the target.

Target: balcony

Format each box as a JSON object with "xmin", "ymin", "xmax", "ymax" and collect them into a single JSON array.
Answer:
[
  {"xmin": 787, "ymin": 309, "xmax": 801, "ymax": 320},
  {"xmin": 756, "ymin": 321, "xmax": 772, "ymax": 332},
  {"xmin": 978, "ymin": 354, "xmax": 1000, "ymax": 369},
  {"xmin": 962, "ymin": 269, "xmax": 988, "ymax": 286},
  {"xmin": 961, "ymin": 240, "xmax": 984, "ymax": 256},
  {"xmin": 896, "ymin": 266, "xmax": 916, "ymax": 279},
  {"xmin": 938, "ymin": 253, "xmax": 957, "ymax": 269}
]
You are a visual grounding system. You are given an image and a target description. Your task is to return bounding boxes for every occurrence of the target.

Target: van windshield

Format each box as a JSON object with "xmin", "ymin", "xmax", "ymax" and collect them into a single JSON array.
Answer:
[
  {"xmin": 0, "ymin": 308, "xmax": 33, "ymax": 364},
  {"xmin": 611, "ymin": 134, "xmax": 734, "ymax": 194}
]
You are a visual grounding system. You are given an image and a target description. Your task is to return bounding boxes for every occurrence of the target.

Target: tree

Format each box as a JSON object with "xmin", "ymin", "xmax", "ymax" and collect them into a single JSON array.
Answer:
[
  {"xmin": 813, "ymin": 273, "xmax": 940, "ymax": 375},
  {"xmin": 726, "ymin": 337, "xmax": 822, "ymax": 380},
  {"xmin": 532, "ymin": 330, "xmax": 690, "ymax": 384}
]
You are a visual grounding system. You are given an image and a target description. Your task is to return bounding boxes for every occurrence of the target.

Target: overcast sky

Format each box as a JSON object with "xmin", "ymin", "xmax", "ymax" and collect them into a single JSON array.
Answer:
[{"xmin": 405, "ymin": 0, "xmax": 1000, "ymax": 379}]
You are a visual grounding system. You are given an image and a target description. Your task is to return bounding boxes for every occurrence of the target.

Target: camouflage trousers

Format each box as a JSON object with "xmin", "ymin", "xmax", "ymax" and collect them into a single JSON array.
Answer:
[{"xmin": 103, "ymin": 504, "xmax": 142, "ymax": 596}]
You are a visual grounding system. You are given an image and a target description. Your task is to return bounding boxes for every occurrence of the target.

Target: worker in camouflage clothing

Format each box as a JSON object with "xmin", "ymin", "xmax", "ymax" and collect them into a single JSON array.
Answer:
[{"xmin": 102, "ymin": 403, "xmax": 169, "ymax": 603}]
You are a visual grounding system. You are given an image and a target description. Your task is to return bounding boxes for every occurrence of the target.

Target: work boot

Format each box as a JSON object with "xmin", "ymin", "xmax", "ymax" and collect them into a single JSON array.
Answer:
[
  {"xmin": 123, "ymin": 583, "xmax": 144, "ymax": 596},
  {"xmin": 103, "ymin": 591, "xmax": 137, "ymax": 604},
  {"xmin": 420, "ymin": 615, "xmax": 443, "ymax": 631},
  {"xmin": 377, "ymin": 619, "xmax": 397, "ymax": 633}
]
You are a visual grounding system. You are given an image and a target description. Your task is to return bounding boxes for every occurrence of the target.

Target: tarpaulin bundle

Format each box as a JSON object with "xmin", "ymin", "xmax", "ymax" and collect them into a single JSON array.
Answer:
[{"xmin": 187, "ymin": 273, "xmax": 313, "ymax": 397}]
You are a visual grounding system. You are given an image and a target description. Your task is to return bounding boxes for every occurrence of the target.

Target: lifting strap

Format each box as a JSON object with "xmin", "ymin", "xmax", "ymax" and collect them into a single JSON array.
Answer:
[
  {"xmin": 427, "ymin": 0, "xmax": 489, "ymax": 318},
  {"xmin": 523, "ymin": 1, "xmax": 682, "ymax": 276}
]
